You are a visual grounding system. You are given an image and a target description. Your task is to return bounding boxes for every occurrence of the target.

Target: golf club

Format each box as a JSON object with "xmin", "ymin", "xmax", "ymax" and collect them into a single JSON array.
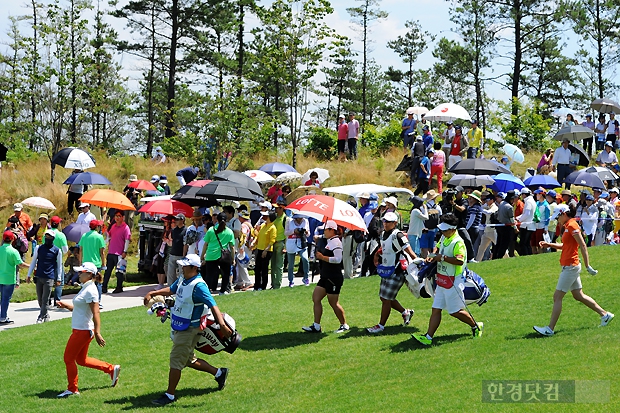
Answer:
[{"xmin": 451, "ymin": 278, "xmax": 481, "ymax": 332}]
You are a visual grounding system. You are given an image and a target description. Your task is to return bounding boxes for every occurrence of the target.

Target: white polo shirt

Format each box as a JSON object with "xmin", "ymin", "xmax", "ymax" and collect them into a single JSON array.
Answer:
[{"xmin": 71, "ymin": 280, "xmax": 99, "ymax": 330}]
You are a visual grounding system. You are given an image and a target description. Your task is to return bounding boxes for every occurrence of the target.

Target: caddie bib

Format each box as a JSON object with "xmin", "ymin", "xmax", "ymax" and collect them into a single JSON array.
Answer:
[
  {"xmin": 377, "ymin": 230, "xmax": 400, "ymax": 278},
  {"xmin": 171, "ymin": 276, "xmax": 206, "ymax": 331}
]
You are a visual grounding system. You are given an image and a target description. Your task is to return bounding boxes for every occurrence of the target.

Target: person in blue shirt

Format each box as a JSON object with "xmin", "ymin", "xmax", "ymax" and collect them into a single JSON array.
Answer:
[
  {"xmin": 176, "ymin": 166, "xmax": 200, "ymax": 187},
  {"xmin": 144, "ymin": 254, "xmax": 232, "ymax": 406},
  {"xmin": 414, "ymin": 149, "xmax": 432, "ymax": 196},
  {"xmin": 422, "ymin": 125, "xmax": 434, "ymax": 151},
  {"xmin": 401, "ymin": 111, "xmax": 417, "ymax": 151}
]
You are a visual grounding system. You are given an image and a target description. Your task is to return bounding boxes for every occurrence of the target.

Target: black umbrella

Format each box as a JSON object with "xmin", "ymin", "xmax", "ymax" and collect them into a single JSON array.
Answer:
[
  {"xmin": 584, "ymin": 166, "xmax": 619, "ymax": 181},
  {"xmin": 213, "ymin": 170, "xmax": 263, "ymax": 196},
  {"xmin": 448, "ymin": 158, "xmax": 511, "ymax": 176},
  {"xmin": 564, "ymin": 170, "xmax": 605, "ymax": 189},
  {"xmin": 171, "ymin": 184, "xmax": 220, "ymax": 207},
  {"xmin": 196, "ymin": 181, "xmax": 256, "ymax": 201},
  {"xmin": 51, "ymin": 147, "xmax": 96, "ymax": 169},
  {"xmin": 0, "ymin": 144, "xmax": 7, "ymax": 162},
  {"xmin": 395, "ymin": 155, "xmax": 413, "ymax": 172},
  {"xmin": 567, "ymin": 143, "xmax": 589, "ymax": 167}
]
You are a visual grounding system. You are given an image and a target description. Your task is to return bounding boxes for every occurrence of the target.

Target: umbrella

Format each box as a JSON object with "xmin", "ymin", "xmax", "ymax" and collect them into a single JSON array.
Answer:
[
  {"xmin": 80, "ymin": 189, "xmax": 136, "ymax": 211},
  {"xmin": 552, "ymin": 107, "xmax": 578, "ymax": 118},
  {"xmin": 502, "ymin": 143, "xmax": 525, "ymax": 164},
  {"xmin": 138, "ymin": 199, "xmax": 194, "ymax": 217},
  {"xmin": 488, "ymin": 173, "xmax": 525, "ymax": 192},
  {"xmin": 584, "ymin": 166, "xmax": 619, "ymax": 181},
  {"xmin": 243, "ymin": 170, "xmax": 274, "ymax": 183},
  {"xmin": 590, "ymin": 98, "xmax": 620, "ymax": 114},
  {"xmin": 0, "ymin": 143, "xmax": 7, "ymax": 162},
  {"xmin": 259, "ymin": 162, "xmax": 297, "ymax": 175},
  {"xmin": 285, "ymin": 185, "xmax": 322, "ymax": 204},
  {"xmin": 171, "ymin": 182, "xmax": 219, "ymax": 207},
  {"xmin": 564, "ymin": 170, "xmax": 605, "ymax": 189},
  {"xmin": 21, "ymin": 196, "xmax": 56, "ymax": 210},
  {"xmin": 286, "ymin": 195, "xmax": 367, "ymax": 232},
  {"xmin": 196, "ymin": 181, "xmax": 256, "ymax": 201},
  {"xmin": 51, "ymin": 147, "xmax": 96, "ymax": 170},
  {"xmin": 567, "ymin": 143, "xmax": 590, "ymax": 167},
  {"xmin": 302, "ymin": 168, "xmax": 330, "ymax": 184},
  {"xmin": 275, "ymin": 171, "xmax": 303, "ymax": 182},
  {"xmin": 213, "ymin": 170, "xmax": 263, "ymax": 196},
  {"xmin": 447, "ymin": 174, "xmax": 495, "ymax": 188},
  {"xmin": 128, "ymin": 179, "xmax": 157, "ymax": 191},
  {"xmin": 63, "ymin": 171, "xmax": 111, "ymax": 185},
  {"xmin": 185, "ymin": 179, "xmax": 212, "ymax": 187},
  {"xmin": 523, "ymin": 175, "xmax": 561, "ymax": 189},
  {"xmin": 423, "ymin": 103, "xmax": 472, "ymax": 122},
  {"xmin": 448, "ymin": 158, "xmax": 511, "ymax": 176},
  {"xmin": 406, "ymin": 106, "xmax": 428, "ymax": 116},
  {"xmin": 395, "ymin": 155, "xmax": 413, "ymax": 172},
  {"xmin": 553, "ymin": 125, "xmax": 595, "ymax": 141},
  {"xmin": 322, "ymin": 184, "xmax": 414, "ymax": 197},
  {"xmin": 62, "ymin": 223, "xmax": 91, "ymax": 243}
]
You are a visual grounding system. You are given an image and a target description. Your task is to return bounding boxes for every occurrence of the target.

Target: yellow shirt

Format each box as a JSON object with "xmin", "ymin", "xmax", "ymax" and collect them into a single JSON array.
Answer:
[
  {"xmin": 468, "ymin": 127, "xmax": 483, "ymax": 149},
  {"xmin": 256, "ymin": 222, "xmax": 277, "ymax": 251}
]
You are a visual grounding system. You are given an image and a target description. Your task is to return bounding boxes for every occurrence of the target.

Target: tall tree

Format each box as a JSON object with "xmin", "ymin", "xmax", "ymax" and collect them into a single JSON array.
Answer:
[
  {"xmin": 319, "ymin": 37, "xmax": 357, "ymax": 129},
  {"xmin": 347, "ymin": 0, "xmax": 387, "ymax": 132}
]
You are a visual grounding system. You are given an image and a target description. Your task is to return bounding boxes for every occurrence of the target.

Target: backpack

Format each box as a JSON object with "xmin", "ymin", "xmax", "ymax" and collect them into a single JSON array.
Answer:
[
  {"xmin": 351, "ymin": 229, "xmax": 366, "ymax": 244},
  {"xmin": 184, "ymin": 228, "xmax": 200, "ymax": 246},
  {"xmin": 489, "ymin": 210, "xmax": 500, "ymax": 225},
  {"xmin": 13, "ymin": 231, "xmax": 28, "ymax": 254},
  {"xmin": 425, "ymin": 207, "xmax": 440, "ymax": 230}
]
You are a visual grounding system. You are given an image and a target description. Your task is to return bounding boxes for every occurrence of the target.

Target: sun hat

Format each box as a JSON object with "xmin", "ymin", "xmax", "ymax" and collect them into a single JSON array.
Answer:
[
  {"xmin": 609, "ymin": 187, "xmax": 619, "ymax": 193},
  {"xmin": 13, "ymin": 203, "xmax": 23, "ymax": 211},
  {"xmin": 605, "ymin": 141, "xmax": 613, "ymax": 147},
  {"xmin": 74, "ymin": 262, "xmax": 98, "ymax": 274},
  {"xmin": 39, "ymin": 213, "xmax": 49, "ymax": 220},
  {"xmin": 155, "ymin": 146, "xmax": 163, "ymax": 151},
  {"xmin": 128, "ymin": 174, "xmax": 138, "ymax": 182},
  {"xmin": 358, "ymin": 192, "xmax": 371, "ymax": 199},
  {"xmin": 239, "ymin": 210, "xmax": 250, "ymax": 219},
  {"xmin": 561, "ymin": 189, "xmax": 572, "ymax": 196},
  {"xmin": 550, "ymin": 204, "xmax": 570, "ymax": 220},
  {"xmin": 260, "ymin": 210, "xmax": 269, "ymax": 216},
  {"xmin": 469, "ymin": 190, "xmax": 482, "ymax": 203},
  {"xmin": 424, "ymin": 190, "xmax": 439, "ymax": 201},
  {"xmin": 384, "ymin": 196, "xmax": 398, "ymax": 207},
  {"xmin": 437, "ymin": 222, "xmax": 457, "ymax": 231},
  {"xmin": 382, "ymin": 212, "xmax": 398, "ymax": 222},
  {"xmin": 324, "ymin": 220, "xmax": 338, "ymax": 230},
  {"xmin": 177, "ymin": 254, "xmax": 201, "ymax": 267}
]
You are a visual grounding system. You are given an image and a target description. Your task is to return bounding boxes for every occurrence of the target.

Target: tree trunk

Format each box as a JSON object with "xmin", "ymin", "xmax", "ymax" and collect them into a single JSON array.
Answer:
[
  {"xmin": 70, "ymin": 0, "xmax": 78, "ymax": 144},
  {"xmin": 596, "ymin": 0, "xmax": 603, "ymax": 98},
  {"xmin": 165, "ymin": 0, "xmax": 179, "ymax": 139},
  {"xmin": 145, "ymin": 2, "xmax": 156, "ymax": 157},
  {"xmin": 361, "ymin": 5, "xmax": 368, "ymax": 134},
  {"xmin": 511, "ymin": 0, "xmax": 522, "ymax": 117},
  {"xmin": 235, "ymin": 1, "xmax": 245, "ymax": 143},
  {"xmin": 29, "ymin": 0, "xmax": 38, "ymax": 151}
]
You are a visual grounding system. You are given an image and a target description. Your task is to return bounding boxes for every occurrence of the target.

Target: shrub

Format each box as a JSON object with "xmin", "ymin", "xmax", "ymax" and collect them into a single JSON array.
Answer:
[{"xmin": 304, "ymin": 127, "xmax": 337, "ymax": 161}]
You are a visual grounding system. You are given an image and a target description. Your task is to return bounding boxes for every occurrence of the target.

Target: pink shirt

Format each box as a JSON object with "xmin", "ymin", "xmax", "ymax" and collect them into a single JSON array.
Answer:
[
  {"xmin": 431, "ymin": 151, "xmax": 446, "ymax": 167},
  {"xmin": 107, "ymin": 222, "xmax": 131, "ymax": 255},
  {"xmin": 337, "ymin": 122, "xmax": 348, "ymax": 140}
]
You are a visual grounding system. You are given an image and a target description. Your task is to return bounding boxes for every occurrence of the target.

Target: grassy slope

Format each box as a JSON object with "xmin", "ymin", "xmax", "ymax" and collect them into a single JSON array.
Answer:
[{"xmin": 1, "ymin": 246, "xmax": 618, "ymax": 412}]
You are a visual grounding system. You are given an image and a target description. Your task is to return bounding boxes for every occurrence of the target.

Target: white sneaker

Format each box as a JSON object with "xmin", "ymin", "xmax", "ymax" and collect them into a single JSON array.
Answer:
[
  {"xmin": 57, "ymin": 390, "xmax": 80, "ymax": 398},
  {"xmin": 533, "ymin": 325, "xmax": 554, "ymax": 336},
  {"xmin": 334, "ymin": 324, "xmax": 350, "ymax": 334},
  {"xmin": 402, "ymin": 309, "xmax": 414, "ymax": 326},
  {"xmin": 111, "ymin": 365, "xmax": 121, "ymax": 387},
  {"xmin": 600, "ymin": 312, "xmax": 615, "ymax": 327},
  {"xmin": 366, "ymin": 324, "xmax": 384, "ymax": 334}
]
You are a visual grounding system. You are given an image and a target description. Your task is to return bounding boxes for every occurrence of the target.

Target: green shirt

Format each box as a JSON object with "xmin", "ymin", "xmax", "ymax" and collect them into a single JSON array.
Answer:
[
  {"xmin": 79, "ymin": 230, "xmax": 106, "ymax": 268},
  {"xmin": 203, "ymin": 224, "xmax": 235, "ymax": 261},
  {"xmin": 0, "ymin": 243, "xmax": 23, "ymax": 284},
  {"xmin": 51, "ymin": 228, "xmax": 68, "ymax": 252},
  {"xmin": 437, "ymin": 232, "xmax": 466, "ymax": 277},
  {"xmin": 273, "ymin": 214, "xmax": 286, "ymax": 241}
]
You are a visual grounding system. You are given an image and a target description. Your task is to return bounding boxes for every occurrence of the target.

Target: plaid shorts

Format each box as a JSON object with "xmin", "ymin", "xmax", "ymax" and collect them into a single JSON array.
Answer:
[{"xmin": 379, "ymin": 270, "xmax": 405, "ymax": 300}]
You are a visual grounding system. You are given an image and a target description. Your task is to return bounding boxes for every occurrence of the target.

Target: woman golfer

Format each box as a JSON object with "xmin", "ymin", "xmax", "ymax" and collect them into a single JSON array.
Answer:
[
  {"xmin": 534, "ymin": 204, "xmax": 614, "ymax": 336},
  {"xmin": 57, "ymin": 262, "xmax": 120, "ymax": 397},
  {"xmin": 302, "ymin": 220, "xmax": 349, "ymax": 333}
]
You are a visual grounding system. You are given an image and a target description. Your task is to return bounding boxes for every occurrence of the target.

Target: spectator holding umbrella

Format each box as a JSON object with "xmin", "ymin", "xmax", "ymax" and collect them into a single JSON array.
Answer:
[
  {"xmin": 582, "ymin": 114, "xmax": 595, "ymax": 157},
  {"xmin": 201, "ymin": 213, "xmax": 235, "ymax": 295},
  {"xmin": 0, "ymin": 231, "xmax": 30, "ymax": 325},
  {"xmin": 67, "ymin": 169, "xmax": 85, "ymax": 215}
]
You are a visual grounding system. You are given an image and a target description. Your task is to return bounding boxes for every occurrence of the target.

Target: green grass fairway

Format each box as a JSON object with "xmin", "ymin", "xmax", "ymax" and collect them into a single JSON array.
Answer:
[{"xmin": 2, "ymin": 247, "xmax": 619, "ymax": 412}]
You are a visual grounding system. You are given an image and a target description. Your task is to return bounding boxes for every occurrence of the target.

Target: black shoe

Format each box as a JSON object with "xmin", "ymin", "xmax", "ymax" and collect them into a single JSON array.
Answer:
[
  {"xmin": 215, "ymin": 368, "xmax": 228, "ymax": 390},
  {"xmin": 102, "ymin": 288, "xmax": 108, "ymax": 294},
  {"xmin": 152, "ymin": 394, "xmax": 175, "ymax": 406},
  {"xmin": 112, "ymin": 288, "xmax": 123, "ymax": 294}
]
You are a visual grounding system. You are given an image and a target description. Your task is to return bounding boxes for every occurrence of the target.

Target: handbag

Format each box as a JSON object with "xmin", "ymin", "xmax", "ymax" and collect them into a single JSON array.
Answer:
[{"xmin": 214, "ymin": 230, "xmax": 233, "ymax": 266}]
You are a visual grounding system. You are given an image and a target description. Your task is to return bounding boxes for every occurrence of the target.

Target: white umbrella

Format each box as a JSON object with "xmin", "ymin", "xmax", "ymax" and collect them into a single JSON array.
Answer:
[
  {"xmin": 406, "ymin": 106, "xmax": 428, "ymax": 116},
  {"xmin": 551, "ymin": 107, "xmax": 578, "ymax": 118},
  {"xmin": 51, "ymin": 147, "xmax": 96, "ymax": 170},
  {"xmin": 322, "ymin": 184, "xmax": 414, "ymax": 197},
  {"xmin": 275, "ymin": 171, "xmax": 302, "ymax": 182},
  {"xmin": 243, "ymin": 169, "xmax": 274, "ymax": 183},
  {"xmin": 21, "ymin": 196, "xmax": 56, "ymax": 210},
  {"xmin": 423, "ymin": 103, "xmax": 472, "ymax": 122},
  {"xmin": 302, "ymin": 168, "xmax": 330, "ymax": 184},
  {"xmin": 502, "ymin": 143, "xmax": 525, "ymax": 164}
]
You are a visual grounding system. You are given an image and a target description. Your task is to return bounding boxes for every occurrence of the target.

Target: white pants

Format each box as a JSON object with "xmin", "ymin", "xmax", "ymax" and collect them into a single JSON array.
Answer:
[
  {"xmin": 236, "ymin": 247, "xmax": 252, "ymax": 286},
  {"xmin": 177, "ymin": 175, "xmax": 186, "ymax": 187},
  {"xmin": 342, "ymin": 236, "xmax": 357, "ymax": 279}
]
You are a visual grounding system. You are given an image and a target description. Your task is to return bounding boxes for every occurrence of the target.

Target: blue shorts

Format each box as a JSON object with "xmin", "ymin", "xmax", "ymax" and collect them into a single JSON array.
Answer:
[{"xmin": 420, "ymin": 230, "xmax": 437, "ymax": 250}]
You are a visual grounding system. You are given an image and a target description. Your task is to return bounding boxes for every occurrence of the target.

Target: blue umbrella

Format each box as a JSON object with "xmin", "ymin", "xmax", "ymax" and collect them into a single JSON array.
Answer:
[
  {"xmin": 523, "ymin": 175, "xmax": 561, "ymax": 189},
  {"xmin": 563, "ymin": 170, "xmax": 605, "ymax": 189},
  {"xmin": 62, "ymin": 223, "xmax": 91, "ymax": 243},
  {"xmin": 488, "ymin": 173, "xmax": 525, "ymax": 192},
  {"xmin": 259, "ymin": 162, "xmax": 297, "ymax": 176},
  {"xmin": 63, "ymin": 171, "xmax": 111, "ymax": 185}
]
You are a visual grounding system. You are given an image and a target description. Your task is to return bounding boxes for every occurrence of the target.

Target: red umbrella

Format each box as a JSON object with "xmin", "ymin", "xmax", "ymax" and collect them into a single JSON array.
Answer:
[
  {"xmin": 128, "ymin": 180, "xmax": 157, "ymax": 191},
  {"xmin": 138, "ymin": 199, "xmax": 194, "ymax": 217},
  {"xmin": 286, "ymin": 195, "xmax": 367, "ymax": 232},
  {"xmin": 186, "ymin": 179, "xmax": 212, "ymax": 187}
]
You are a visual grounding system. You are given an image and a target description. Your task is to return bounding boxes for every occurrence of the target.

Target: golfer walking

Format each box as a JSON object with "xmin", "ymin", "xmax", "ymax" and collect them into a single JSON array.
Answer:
[
  {"xmin": 57, "ymin": 262, "xmax": 120, "ymax": 397},
  {"xmin": 533, "ymin": 204, "xmax": 614, "ymax": 336},
  {"xmin": 144, "ymin": 254, "xmax": 231, "ymax": 406},
  {"xmin": 412, "ymin": 214, "xmax": 483, "ymax": 346}
]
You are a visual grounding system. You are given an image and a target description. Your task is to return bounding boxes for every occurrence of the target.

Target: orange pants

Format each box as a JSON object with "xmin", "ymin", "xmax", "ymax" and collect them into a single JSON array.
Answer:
[{"xmin": 63, "ymin": 329, "xmax": 113, "ymax": 392}]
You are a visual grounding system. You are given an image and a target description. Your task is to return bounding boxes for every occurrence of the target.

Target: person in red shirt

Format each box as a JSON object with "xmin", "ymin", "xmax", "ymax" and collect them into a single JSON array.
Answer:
[
  {"xmin": 337, "ymin": 115, "xmax": 348, "ymax": 162},
  {"xmin": 266, "ymin": 182, "xmax": 282, "ymax": 203},
  {"xmin": 533, "ymin": 204, "xmax": 614, "ymax": 336}
]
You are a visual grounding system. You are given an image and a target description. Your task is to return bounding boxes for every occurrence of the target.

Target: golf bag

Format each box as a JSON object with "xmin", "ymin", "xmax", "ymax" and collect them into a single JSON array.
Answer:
[
  {"xmin": 148, "ymin": 297, "xmax": 242, "ymax": 355},
  {"xmin": 405, "ymin": 261, "xmax": 491, "ymax": 306}
]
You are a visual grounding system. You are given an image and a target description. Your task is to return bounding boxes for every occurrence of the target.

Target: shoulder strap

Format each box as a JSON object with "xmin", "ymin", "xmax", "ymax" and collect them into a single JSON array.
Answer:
[{"xmin": 214, "ymin": 229, "xmax": 224, "ymax": 249}]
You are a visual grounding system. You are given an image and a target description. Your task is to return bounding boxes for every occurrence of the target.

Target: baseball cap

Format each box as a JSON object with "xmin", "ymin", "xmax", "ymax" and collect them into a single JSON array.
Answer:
[
  {"xmin": 368, "ymin": 200, "xmax": 379, "ymax": 209},
  {"xmin": 550, "ymin": 204, "xmax": 570, "ymax": 220},
  {"xmin": 177, "ymin": 254, "xmax": 201, "ymax": 267},
  {"xmin": 338, "ymin": 114, "xmax": 345, "ymax": 119},
  {"xmin": 175, "ymin": 213, "xmax": 186, "ymax": 220},
  {"xmin": 324, "ymin": 220, "xmax": 338, "ymax": 230},
  {"xmin": 533, "ymin": 188, "xmax": 546, "ymax": 194},
  {"xmin": 454, "ymin": 186, "xmax": 465, "ymax": 193},
  {"xmin": 155, "ymin": 146, "xmax": 163, "ymax": 151},
  {"xmin": 3, "ymin": 231, "xmax": 15, "ymax": 242},
  {"xmin": 260, "ymin": 210, "xmax": 269, "ymax": 216},
  {"xmin": 358, "ymin": 192, "xmax": 370, "ymax": 199},
  {"xmin": 74, "ymin": 262, "xmax": 98, "ymax": 274},
  {"xmin": 79, "ymin": 202, "xmax": 90, "ymax": 208},
  {"xmin": 521, "ymin": 187, "xmax": 531, "ymax": 194},
  {"xmin": 159, "ymin": 175, "xmax": 168, "ymax": 184},
  {"xmin": 422, "ymin": 125, "xmax": 429, "ymax": 131},
  {"xmin": 497, "ymin": 192, "xmax": 507, "ymax": 200},
  {"xmin": 600, "ymin": 192, "xmax": 609, "ymax": 199},
  {"xmin": 13, "ymin": 203, "xmax": 23, "ymax": 211},
  {"xmin": 51, "ymin": 216, "xmax": 62, "ymax": 224},
  {"xmin": 89, "ymin": 220, "xmax": 103, "ymax": 229},
  {"xmin": 384, "ymin": 196, "xmax": 398, "ymax": 207},
  {"xmin": 150, "ymin": 174, "xmax": 160, "ymax": 182},
  {"xmin": 259, "ymin": 200, "xmax": 272, "ymax": 208},
  {"xmin": 513, "ymin": 189, "xmax": 521, "ymax": 196},
  {"xmin": 585, "ymin": 194, "xmax": 595, "ymax": 201},
  {"xmin": 44, "ymin": 229, "xmax": 56, "ymax": 238},
  {"xmin": 437, "ymin": 222, "xmax": 457, "ymax": 231},
  {"xmin": 369, "ymin": 193, "xmax": 379, "ymax": 201},
  {"xmin": 239, "ymin": 210, "xmax": 250, "ymax": 219},
  {"xmin": 454, "ymin": 125, "xmax": 462, "ymax": 130},
  {"xmin": 292, "ymin": 214, "xmax": 306, "ymax": 219},
  {"xmin": 547, "ymin": 190, "xmax": 557, "ymax": 198},
  {"xmin": 382, "ymin": 212, "xmax": 398, "ymax": 222},
  {"xmin": 605, "ymin": 141, "xmax": 613, "ymax": 147}
]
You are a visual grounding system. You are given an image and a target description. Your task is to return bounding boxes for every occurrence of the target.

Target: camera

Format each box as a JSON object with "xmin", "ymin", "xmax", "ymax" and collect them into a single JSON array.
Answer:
[{"xmin": 442, "ymin": 189, "xmax": 456, "ymax": 203}]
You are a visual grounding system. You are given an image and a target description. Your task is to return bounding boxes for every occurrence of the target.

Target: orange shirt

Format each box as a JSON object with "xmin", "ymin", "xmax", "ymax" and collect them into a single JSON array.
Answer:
[
  {"xmin": 560, "ymin": 219, "xmax": 581, "ymax": 267},
  {"xmin": 514, "ymin": 200, "xmax": 524, "ymax": 228},
  {"xmin": 9, "ymin": 212, "xmax": 33, "ymax": 233}
]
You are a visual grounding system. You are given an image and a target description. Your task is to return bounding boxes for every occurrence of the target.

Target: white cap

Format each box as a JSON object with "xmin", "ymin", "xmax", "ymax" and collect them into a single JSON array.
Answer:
[
  {"xmin": 79, "ymin": 202, "xmax": 90, "ymax": 208},
  {"xmin": 382, "ymin": 212, "xmax": 398, "ymax": 222},
  {"xmin": 437, "ymin": 222, "xmax": 457, "ymax": 231},
  {"xmin": 550, "ymin": 204, "xmax": 570, "ymax": 220},
  {"xmin": 177, "ymin": 254, "xmax": 201, "ymax": 267},
  {"xmin": 74, "ymin": 262, "xmax": 98, "ymax": 274},
  {"xmin": 13, "ymin": 203, "xmax": 23, "ymax": 211},
  {"xmin": 520, "ymin": 187, "xmax": 531, "ymax": 194},
  {"xmin": 384, "ymin": 196, "xmax": 398, "ymax": 207},
  {"xmin": 44, "ymin": 229, "xmax": 56, "ymax": 238},
  {"xmin": 155, "ymin": 146, "xmax": 162, "ymax": 151},
  {"xmin": 324, "ymin": 220, "xmax": 338, "ymax": 230},
  {"xmin": 150, "ymin": 175, "xmax": 160, "ymax": 183}
]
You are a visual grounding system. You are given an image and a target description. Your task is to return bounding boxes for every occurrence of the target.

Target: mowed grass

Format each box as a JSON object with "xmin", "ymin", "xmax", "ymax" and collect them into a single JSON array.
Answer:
[{"xmin": 1, "ymin": 247, "xmax": 619, "ymax": 413}]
